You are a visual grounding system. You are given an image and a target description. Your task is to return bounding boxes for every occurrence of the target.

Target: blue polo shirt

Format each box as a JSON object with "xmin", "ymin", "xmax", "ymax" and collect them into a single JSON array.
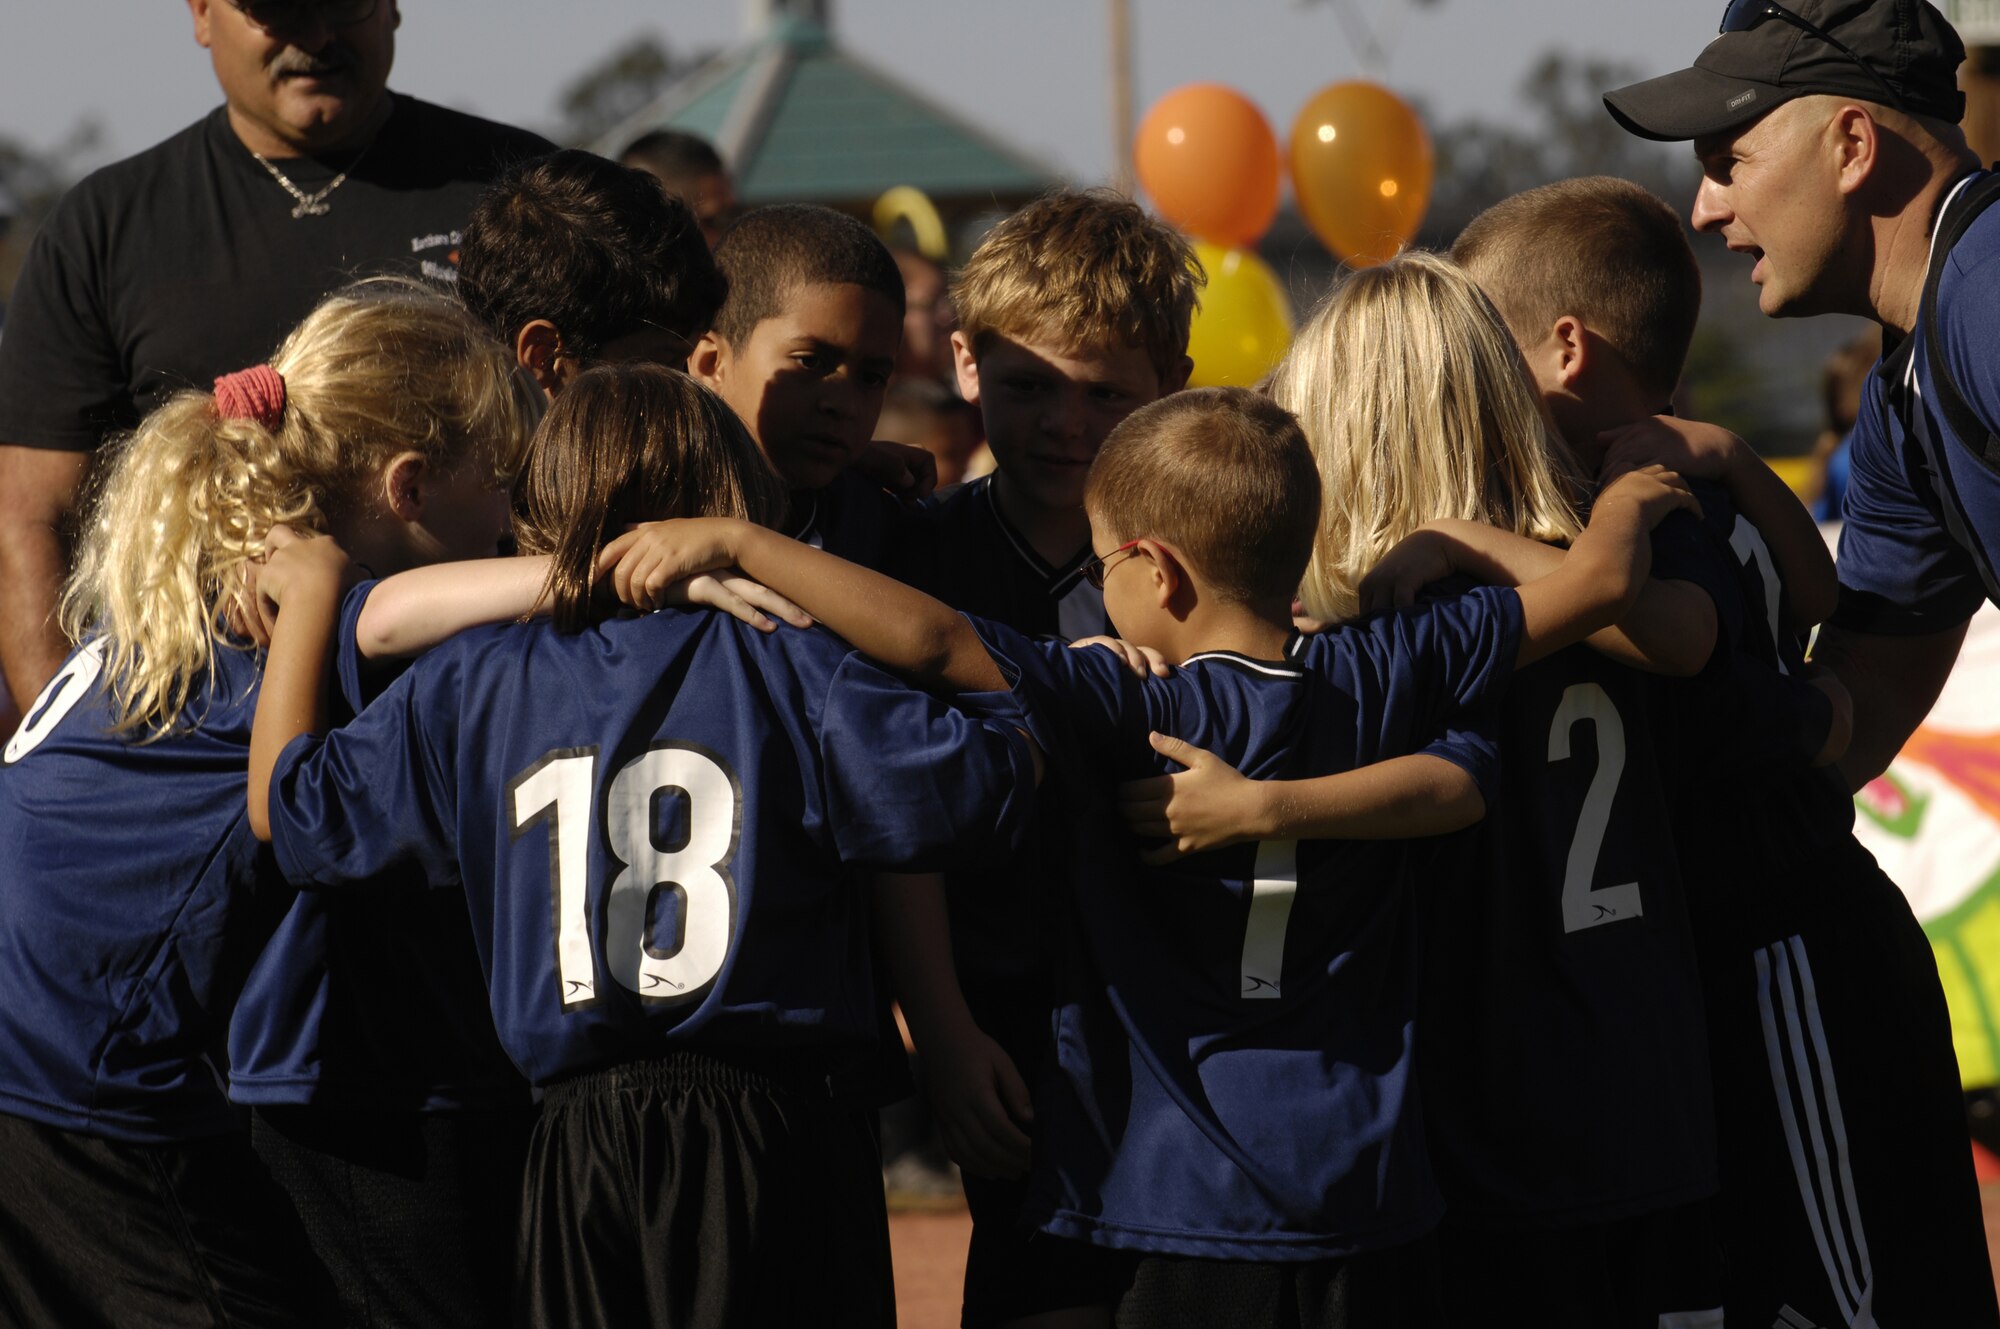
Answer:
[{"xmin": 1835, "ymin": 172, "xmax": 2000, "ymax": 634}]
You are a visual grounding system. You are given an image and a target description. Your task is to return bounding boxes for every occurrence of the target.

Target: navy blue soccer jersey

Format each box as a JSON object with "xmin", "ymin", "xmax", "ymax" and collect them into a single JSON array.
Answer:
[
  {"xmin": 0, "ymin": 641, "xmax": 292, "ymax": 1142},
  {"xmin": 902, "ymin": 475, "xmax": 1109, "ymax": 1011},
  {"xmin": 265, "ymin": 608, "xmax": 1038, "ymax": 1088},
  {"xmin": 1420, "ymin": 516, "xmax": 1716, "ymax": 1227},
  {"xmin": 790, "ymin": 468, "xmax": 921, "ymax": 574},
  {"xmin": 228, "ymin": 580, "xmax": 525, "ymax": 1111},
  {"xmin": 975, "ymin": 587, "xmax": 1520, "ymax": 1260},
  {"xmin": 911, "ymin": 475, "xmax": 1110, "ymax": 643},
  {"xmin": 1836, "ymin": 171, "xmax": 2000, "ymax": 634}
]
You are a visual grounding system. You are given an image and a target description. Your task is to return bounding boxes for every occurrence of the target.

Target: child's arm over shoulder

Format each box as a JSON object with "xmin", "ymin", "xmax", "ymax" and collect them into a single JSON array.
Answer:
[
  {"xmin": 355, "ymin": 555, "xmax": 813, "ymax": 660},
  {"xmin": 1117, "ymin": 732, "xmax": 1487, "ymax": 861},
  {"xmin": 1506, "ymin": 466, "xmax": 1700, "ymax": 670},
  {"xmin": 1602, "ymin": 416, "xmax": 1837, "ymax": 632},
  {"xmin": 1360, "ymin": 516, "xmax": 1716, "ymax": 677},
  {"xmin": 352, "ymin": 556, "xmax": 554, "ymax": 659},
  {"xmin": 601, "ymin": 518, "xmax": 1005, "ymax": 694}
]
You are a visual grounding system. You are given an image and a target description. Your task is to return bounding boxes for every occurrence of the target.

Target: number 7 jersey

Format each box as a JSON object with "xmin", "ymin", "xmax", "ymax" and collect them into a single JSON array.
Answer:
[
  {"xmin": 264, "ymin": 609, "xmax": 1039, "ymax": 1088},
  {"xmin": 974, "ymin": 586, "xmax": 1521, "ymax": 1259}
]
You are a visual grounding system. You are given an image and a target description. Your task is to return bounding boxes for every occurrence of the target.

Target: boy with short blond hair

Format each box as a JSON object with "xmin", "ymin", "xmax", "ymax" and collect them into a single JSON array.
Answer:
[
  {"xmin": 1455, "ymin": 177, "xmax": 1998, "ymax": 1329},
  {"xmin": 894, "ymin": 189, "xmax": 1198, "ymax": 1324},
  {"xmin": 600, "ymin": 385, "xmax": 1693, "ymax": 1323}
]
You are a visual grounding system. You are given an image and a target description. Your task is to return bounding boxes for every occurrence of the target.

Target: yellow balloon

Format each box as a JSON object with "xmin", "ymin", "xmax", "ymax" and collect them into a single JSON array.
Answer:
[{"xmin": 1187, "ymin": 243, "xmax": 1293, "ymax": 388}]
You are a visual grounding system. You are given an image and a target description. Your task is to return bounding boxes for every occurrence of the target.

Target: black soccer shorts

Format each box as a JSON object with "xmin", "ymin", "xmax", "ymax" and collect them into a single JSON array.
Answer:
[{"xmin": 516, "ymin": 1051, "xmax": 894, "ymax": 1329}]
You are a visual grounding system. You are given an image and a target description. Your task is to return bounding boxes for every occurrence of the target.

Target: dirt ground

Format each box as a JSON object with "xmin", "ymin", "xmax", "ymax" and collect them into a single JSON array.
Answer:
[{"xmin": 888, "ymin": 1208, "xmax": 972, "ymax": 1329}]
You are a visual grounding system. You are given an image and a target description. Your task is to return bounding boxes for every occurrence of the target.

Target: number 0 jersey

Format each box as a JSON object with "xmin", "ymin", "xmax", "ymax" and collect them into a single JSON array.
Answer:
[
  {"xmin": 976, "ymin": 586, "xmax": 1520, "ymax": 1261},
  {"xmin": 265, "ymin": 609, "xmax": 1038, "ymax": 1088},
  {"xmin": 0, "ymin": 642, "xmax": 287, "ymax": 1142}
]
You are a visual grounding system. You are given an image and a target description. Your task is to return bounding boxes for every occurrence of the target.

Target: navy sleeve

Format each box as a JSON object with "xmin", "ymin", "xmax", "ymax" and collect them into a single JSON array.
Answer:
[
  {"xmin": 1354, "ymin": 583, "xmax": 1525, "ymax": 727},
  {"xmin": 1833, "ymin": 372, "xmax": 1986, "ymax": 634},
  {"xmin": 267, "ymin": 658, "xmax": 464, "ymax": 891},
  {"xmin": 812, "ymin": 651, "xmax": 1040, "ymax": 872},
  {"xmin": 965, "ymin": 616, "xmax": 1157, "ymax": 771},
  {"xmin": 1646, "ymin": 504, "xmax": 1739, "ymax": 679},
  {"xmin": 1417, "ymin": 718, "xmax": 1502, "ymax": 806},
  {"xmin": 333, "ymin": 579, "xmax": 416, "ymax": 714}
]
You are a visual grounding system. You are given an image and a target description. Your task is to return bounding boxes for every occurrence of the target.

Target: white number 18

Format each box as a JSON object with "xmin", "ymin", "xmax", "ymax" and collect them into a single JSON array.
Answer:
[{"xmin": 509, "ymin": 743, "xmax": 741, "ymax": 1009}]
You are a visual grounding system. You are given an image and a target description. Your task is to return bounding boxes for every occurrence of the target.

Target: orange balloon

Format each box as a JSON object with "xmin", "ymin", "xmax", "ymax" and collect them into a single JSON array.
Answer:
[
  {"xmin": 1135, "ymin": 84, "xmax": 1281, "ymax": 247},
  {"xmin": 1288, "ymin": 82, "xmax": 1433, "ymax": 268}
]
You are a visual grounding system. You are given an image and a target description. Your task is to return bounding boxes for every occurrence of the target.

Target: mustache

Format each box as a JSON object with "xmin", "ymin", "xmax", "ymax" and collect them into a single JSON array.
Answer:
[{"xmin": 268, "ymin": 46, "xmax": 354, "ymax": 77}]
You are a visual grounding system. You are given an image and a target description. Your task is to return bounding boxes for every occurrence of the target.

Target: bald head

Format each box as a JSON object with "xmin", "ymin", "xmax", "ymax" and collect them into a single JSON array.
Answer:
[{"xmin": 1690, "ymin": 95, "xmax": 1976, "ymax": 328}]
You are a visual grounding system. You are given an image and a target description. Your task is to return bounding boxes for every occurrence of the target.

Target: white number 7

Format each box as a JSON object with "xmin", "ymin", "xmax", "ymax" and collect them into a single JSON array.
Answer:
[
  {"xmin": 1549, "ymin": 683, "xmax": 1643, "ymax": 934},
  {"xmin": 1239, "ymin": 839, "xmax": 1298, "ymax": 999}
]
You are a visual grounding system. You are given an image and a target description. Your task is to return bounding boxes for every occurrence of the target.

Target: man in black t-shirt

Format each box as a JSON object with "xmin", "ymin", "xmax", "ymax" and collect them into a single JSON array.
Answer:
[{"xmin": 0, "ymin": 0, "xmax": 549, "ymax": 716}]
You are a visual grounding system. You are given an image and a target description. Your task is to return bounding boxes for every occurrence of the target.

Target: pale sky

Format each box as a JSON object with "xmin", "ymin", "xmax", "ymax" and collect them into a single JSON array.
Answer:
[{"xmin": 1, "ymin": 1, "xmax": 1720, "ymax": 191}]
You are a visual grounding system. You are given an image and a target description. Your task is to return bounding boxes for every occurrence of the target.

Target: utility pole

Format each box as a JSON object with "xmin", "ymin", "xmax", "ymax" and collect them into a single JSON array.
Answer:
[{"xmin": 1109, "ymin": 0, "xmax": 1135, "ymax": 196}]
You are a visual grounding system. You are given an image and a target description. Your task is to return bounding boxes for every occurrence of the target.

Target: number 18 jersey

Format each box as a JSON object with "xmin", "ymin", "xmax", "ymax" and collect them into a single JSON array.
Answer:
[{"xmin": 265, "ymin": 608, "xmax": 1038, "ymax": 1088}]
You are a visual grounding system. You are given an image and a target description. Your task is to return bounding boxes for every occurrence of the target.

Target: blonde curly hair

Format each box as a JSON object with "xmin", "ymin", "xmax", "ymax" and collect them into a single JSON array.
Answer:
[
  {"xmin": 1267, "ymin": 250, "xmax": 1586, "ymax": 624},
  {"xmin": 62, "ymin": 277, "xmax": 529, "ymax": 736}
]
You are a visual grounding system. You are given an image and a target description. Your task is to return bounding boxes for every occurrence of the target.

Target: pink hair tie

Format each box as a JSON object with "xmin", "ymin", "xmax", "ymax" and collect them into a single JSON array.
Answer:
[{"xmin": 213, "ymin": 365, "xmax": 287, "ymax": 430}]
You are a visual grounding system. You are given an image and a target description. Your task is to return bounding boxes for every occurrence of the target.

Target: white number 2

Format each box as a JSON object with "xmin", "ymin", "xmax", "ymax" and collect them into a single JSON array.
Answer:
[
  {"xmin": 1239, "ymin": 839, "xmax": 1298, "ymax": 999},
  {"xmin": 1548, "ymin": 683, "xmax": 1643, "ymax": 934},
  {"xmin": 509, "ymin": 744, "xmax": 740, "ymax": 1009}
]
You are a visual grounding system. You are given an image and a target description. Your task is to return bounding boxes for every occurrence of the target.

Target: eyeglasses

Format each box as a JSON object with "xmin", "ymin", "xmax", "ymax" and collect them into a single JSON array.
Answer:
[
  {"xmin": 1718, "ymin": 0, "xmax": 1911, "ymax": 114},
  {"xmin": 228, "ymin": 0, "xmax": 380, "ymax": 31},
  {"xmin": 1081, "ymin": 539, "xmax": 1143, "ymax": 590}
]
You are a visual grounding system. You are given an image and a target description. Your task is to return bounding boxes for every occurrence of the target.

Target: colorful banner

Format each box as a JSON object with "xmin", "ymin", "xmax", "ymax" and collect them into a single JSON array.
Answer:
[{"xmin": 1839, "ymin": 523, "xmax": 2000, "ymax": 1088}]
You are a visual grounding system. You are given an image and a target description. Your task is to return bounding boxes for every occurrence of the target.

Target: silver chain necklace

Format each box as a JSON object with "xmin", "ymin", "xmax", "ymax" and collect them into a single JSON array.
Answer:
[{"xmin": 250, "ymin": 140, "xmax": 373, "ymax": 218}]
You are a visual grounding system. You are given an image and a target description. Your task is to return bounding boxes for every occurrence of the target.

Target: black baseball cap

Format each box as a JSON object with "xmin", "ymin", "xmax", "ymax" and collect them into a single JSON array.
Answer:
[{"xmin": 1605, "ymin": 0, "xmax": 1966, "ymax": 142}]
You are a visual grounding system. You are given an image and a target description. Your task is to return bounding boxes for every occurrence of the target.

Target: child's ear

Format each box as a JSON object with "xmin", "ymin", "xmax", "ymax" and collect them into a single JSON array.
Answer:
[
  {"xmin": 1551, "ymin": 315, "xmax": 1591, "ymax": 390},
  {"xmin": 515, "ymin": 321, "xmax": 566, "ymax": 396},
  {"xmin": 1137, "ymin": 538, "xmax": 1185, "ymax": 611},
  {"xmin": 950, "ymin": 331, "xmax": 982, "ymax": 404},
  {"xmin": 688, "ymin": 332, "xmax": 728, "ymax": 388},
  {"xmin": 380, "ymin": 451, "xmax": 429, "ymax": 523},
  {"xmin": 1166, "ymin": 354, "xmax": 1194, "ymax": 394}
]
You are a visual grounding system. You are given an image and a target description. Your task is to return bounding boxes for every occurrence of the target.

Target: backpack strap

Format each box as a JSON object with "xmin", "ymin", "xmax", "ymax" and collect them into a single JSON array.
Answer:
[{"xmin": 1920, "ymin": 167, "xmax": 2000, "ymax": 476}]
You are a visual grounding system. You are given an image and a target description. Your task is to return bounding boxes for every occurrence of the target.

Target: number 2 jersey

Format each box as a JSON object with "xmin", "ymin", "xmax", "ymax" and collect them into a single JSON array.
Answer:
[
  {"xmin": 1419, "ymin": 512, "xmax": 1721, "ymax": 1229},
  {"xmin": 263, "ymin": 608, "xmax": 1039, "ymax": 1087},
  {"xmin": 974, "ymin": 586, "xmax": 1521, "ymax": 1260}
]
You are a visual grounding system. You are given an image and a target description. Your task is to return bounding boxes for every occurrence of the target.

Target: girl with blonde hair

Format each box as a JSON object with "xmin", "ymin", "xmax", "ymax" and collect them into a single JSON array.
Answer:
[
  {"xmin": 0, "ymin": 277, "xmax": 527, "ymax": 1327},
  {"xmin": 246, "ymin": 362, "xmax": 1035, "ymax": 1327},
  {"xmin": 1268, "ymin": 249, "xmax": 1586, "ymax": 625},
  {"xmin": 1127, "ymin": 249, "xmax": 1727, "ymax": 1328}
]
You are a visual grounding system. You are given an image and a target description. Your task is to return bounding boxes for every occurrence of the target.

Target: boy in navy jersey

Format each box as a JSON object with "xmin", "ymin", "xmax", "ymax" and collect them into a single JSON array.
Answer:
[
  {"xmin": 458, "ymin": 148, "xmax": 727, "ymax": 388},
  {"xmin": 1455, "ymin": 177, "xmax": 1999, "ymax": 1328},
  {"xmin": 897, "ymin": 188, "xmax": 1199, "ymax": 1327},
  {"xmin": 249, "ymin": 365, "xmax": 1038, "ymax": 1328},
  {"xmin": 690, "ymin": 203, "xmax": 921, "ymax": 570},
  {"xmin": 600, "ymin": 386, "xmax": 1698, "ymax": 1324}
]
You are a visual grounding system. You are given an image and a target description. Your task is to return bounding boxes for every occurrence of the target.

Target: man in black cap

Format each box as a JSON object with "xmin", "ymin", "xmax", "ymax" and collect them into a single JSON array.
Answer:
[
  {"xmin": 1609, "ymin": 1, "xmax": 1986, "ymax": 783},
  {"xmin": 1607, "ymin": 8, "xmax": 2000, "ymax": 1329}
]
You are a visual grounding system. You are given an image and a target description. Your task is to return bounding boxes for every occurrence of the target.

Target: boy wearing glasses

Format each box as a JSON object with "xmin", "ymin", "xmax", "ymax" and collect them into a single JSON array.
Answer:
[
  {"xmin": 600, "ymin": 387, "xmax": 1694, "ymax": 1324},
  {"xmin": 888, "ymin": 190, "xmax": 1197, "ymax": 1327}
]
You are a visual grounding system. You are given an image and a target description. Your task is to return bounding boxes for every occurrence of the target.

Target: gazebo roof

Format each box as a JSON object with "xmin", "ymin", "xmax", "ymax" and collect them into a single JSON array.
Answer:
[{"xmin": 598, "ymin": 14, "xmax": 1057, "ymax": 206}]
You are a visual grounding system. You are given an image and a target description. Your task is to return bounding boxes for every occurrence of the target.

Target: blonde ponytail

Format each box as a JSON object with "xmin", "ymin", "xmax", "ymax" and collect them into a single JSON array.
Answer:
[{"xmin": 61, "ymin": 277, "xmax": 528, "ymax": 736}]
